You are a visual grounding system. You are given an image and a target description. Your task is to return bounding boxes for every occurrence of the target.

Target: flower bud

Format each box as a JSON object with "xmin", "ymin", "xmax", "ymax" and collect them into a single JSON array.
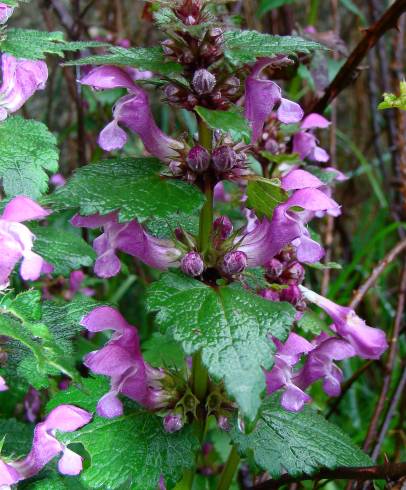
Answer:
[
  {"xmin": 212, "ymin": 146, "xmax": 238, "ymax": 172},
  {"xmin": 164, "ymin": 84, "xmax": 182, "ymax": 104},
  {"xmin": 280, "ymin": 284, "xmax": 302, "ymax": 306},
  {"xmin": 222, "ymin": 251, "xmax": 247, "ymax": 275},
  {"xmin": 169, "ymin": 160, "xmax": 183, "ymax": 176},
  {"xmin": 217, "ymin": 415, "xmax": 231, "ymax": 432},
  {"xmin": 192, "ymin": 69, "xmax": 216, "ymax": 95},
  {"xmin": 266, "ymin": 258, "xmax": 284, "ymax": 279},
  {"xmin": 213, "ymin": 216, "xmax": 233, "ymax": 240},
  {"xmin": 260, "ymin": 289, "xmax": 280, "ymax": 302},
  {"xmin": 283, "ymin": 262, "xmax": 305, "ymax": 284},
  {"xmin": 223, "ymin": 76, "xmax": 240, "ymax": 96},
  {"xmin": 163, "ymin": 413, "xmax": 184, "ymax": 433},
  {"xmin": 161, "ymin": 39, "xmax": 177, "ymax": 56},
  {"xmin": 208, "ymin": 27, "xmax": 224, "ymax": 43},
  {"xmin": 186, "ymin": 145, "xmax": 210, "ymax": 172},
  {"xmin": 181, "ymin": 252, "xmax": 204, "ymax": 277}
]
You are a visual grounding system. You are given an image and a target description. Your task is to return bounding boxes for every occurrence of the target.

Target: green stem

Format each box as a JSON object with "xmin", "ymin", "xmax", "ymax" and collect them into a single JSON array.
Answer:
[
  {"xmin": 191, "ymin": 351, "xmax": 209, "ymax": 402},
  {"xmin": 307, "ymin": 0, "xmax": 320, "ymax": 25},
  {"xmin": 216, "ymin": 446, "xmax": 241, "ymax": 490}
]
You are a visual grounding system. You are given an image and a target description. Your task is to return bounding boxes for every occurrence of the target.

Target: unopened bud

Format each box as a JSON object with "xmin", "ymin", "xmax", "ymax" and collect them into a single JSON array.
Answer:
[
  {"xmin": 223, "ymin": 76, "xmax": 240, "ymax": 95},
  {"xmin": 163, "ymin": 413, "xmax": 184, "ymax": 433},
  {"xmin": 164, "ymin": 84, "xmax": 182, "ymax": 104},
  {"xmin": 217, "ymin": 415, "xmax": 231, "ymax": 432},
  {"xmin": 222, "ymin": 251, "xmax": 247, "ymax": 275},
  {"xmin": 161, "ymin": 39, "xmax": 177, "ymax": 56},
  {"xmin": 213, "ymin": 216, "xmax": 233, "ymax": 240},
  {"xmin": 280, "ymin": 284, "xmax": 302, "ymax": 306},
  {"xmin": 212, "ymin": 146, "xmax": 238, "ymax": 172},
  {"xmin": 186, "ymin": 145, "xmax": 210, "ymax": 172},
  {"xmin": 181, "ymin": 252, "xmax": 204, "ymax": 277},
  {"xmin": 283, "ymin": 262, "xmax": 305, "ymax": 284},
  {"xmin": 266, "ymin": 258, "xmax": 284, "ymax": 279},
  {"xmin": 192, "ymin": 69, "xmax": 216, "ymax": 95},
  {"xmin": 208, "ymin": 27, "xmax": 224, "ymax": 43},
  {"xmin": 260, "ymin": 289, "xmax": 280, "ymax": 302},
  {"xmin": 169, "ymin": 160, "xmax": 183, "ymax": 176}
]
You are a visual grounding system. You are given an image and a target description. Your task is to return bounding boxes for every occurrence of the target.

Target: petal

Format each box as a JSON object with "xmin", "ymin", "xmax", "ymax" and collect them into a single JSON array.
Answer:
[
  {"xmin": 0, "ymin": 5, "xmax": 14, "ymax": 24},
  {"xmin": 2, "ymin": 196, "xmax": 50, "ymax": 222},
  {"xmin": 96, "ymin": 391, "xmax": 124, "ymax": 418},
  {"xmin": 98, "ymin": 119, "xmax": 128, "ymax": 151},
  {"xmin": 295, "ymin": 234, "xmax": 325, "ymax": 263},
  {"xmin": 310, "ymin": 145, "xmax": 330, "ymax": 162},
  {"xmin": 94, "ymin": 249, "xmax": 122, "ymax": 278},
  {"xmin": 44, "ymin": 405, "xmax": 92, "ymax": 432},
  {"xmin": 281, "ymin": 384, "xmax": 311, "ymax": 411},
  {"xmin": 70, "ymin": 212, "xmax": 117, "ymax": 228},
  {"xmin": 292, "ymin": 131, "xmax": 316, "ymax": 160},
  {"xmin": 20, "ymin": 251, "xmax": 44, "ymax": 281},
  {"xmin": 285, "ymin": 188, "xmax": 340, "ymax": 213},
  {"xmin": 80, "ymin": 306, "xmax": 129, "ymax": 332},
  {"xmin": 277, "ymin": 98, "xmax": 303, "ymax": 124},
  {"xmin": 0, "ymin": 460, "xmax": 22, "ymax": 485},
  {"xmin": 301, "ymin": 113, "xmax": 330, "ymax": 129},
  {"xmin": 80, "ymin": 66, "xmax": 136, "ymax": 91},
  {"xmin": 0, "ymin": 375, "xmax": 8, "ymax": 391},
  {"xmin": 281, "ymin": 169, "xmax": 324, "ymax": 191},
  {"xmin": 58, "ymin": 448, "xmax": 83, "ymax": 476}
]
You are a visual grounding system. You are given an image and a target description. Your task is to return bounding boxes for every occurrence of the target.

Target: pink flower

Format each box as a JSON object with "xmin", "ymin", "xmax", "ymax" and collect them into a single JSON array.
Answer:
[
  {"xmin": 245, "ymin": 57, "xmax": 303, "ymax": 142},
  {"xmin": 71, "ymin": 212, "xmax": 182, "ymax": 278},
  {"xmin": 0, "ymin": 3, "xmax": 13, "ymax": 24},
  {"xmin": 292, "ymin": 113, "xmax": 330, "ymax": 162},
  {"xmin": 300, "ymin": 286, "xmax": 388, "ymax": 359},
  {"xmin": 81, "ymin": 66, "xmax": 183, "ymax": 160},
  {"xmin": 0, "ymin": 375, "xmax": 8, "ymax": 391},
  {"xmin": 0, "ymin": 54, "xmax": 48, "ymax": 121},
  {"xmin": 0, "ymin": 405, "xmax": 91, "ymax": 486},
  {"xmin": 82, "ymin": 306, "xmax": 175, "ymax": 418},
  {"xmin": 0, "ymin": 196, "xmax": 50, "ymax": 288}
]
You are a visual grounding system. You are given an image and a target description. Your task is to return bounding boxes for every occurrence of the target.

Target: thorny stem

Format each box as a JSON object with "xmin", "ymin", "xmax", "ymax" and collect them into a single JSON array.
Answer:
[{"xmin": 216, "ymin": 445, "xmax": 241, "ymax": 490}]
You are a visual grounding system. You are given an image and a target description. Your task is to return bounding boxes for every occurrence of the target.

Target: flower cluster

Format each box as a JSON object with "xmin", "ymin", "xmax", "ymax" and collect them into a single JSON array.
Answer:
[{"xmin": 0, "ymin": 405, "xmax": 91, "ymax": 486}]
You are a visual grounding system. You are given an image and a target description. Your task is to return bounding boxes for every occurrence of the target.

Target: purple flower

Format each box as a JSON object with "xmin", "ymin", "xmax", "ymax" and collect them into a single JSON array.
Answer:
[
  {"xmin": 163, "ymin": 413, "xmax": 184, "ymax": 433},
  {"xmin": 300, "ymin": 286, "xmax": 388, "ymax": 359},
  {"xmin": 233, "ymin": 217, "xmax": 276, "ymax": 267},
  {"xmin": 0, "ymin": 196, "xmax": 50, "ymax": 288},
  {"xmin": 245, "ymin": 58, "xmax": 303, "ymax": 142},
  {"xmin": 0, "ymin": 3, "xmax": 14, "ymax": 24},
  {"xmin": 50, "ymin": 173, "xmax": 66, "ymax": 187},
  {"xmin": 292, "ymin": 113, "xmax": 330, "ymax": 162},
  {"xmin": 295, "ymin": 333, "xmax": 355, "ymax": 397},
  {"xmin": 71, "ymin": 212, "xmax": 181, "ymax": 278},
  {"xmin": 24, "ymin": 387, "xmax": 42, "ymax": 423},
  {"xmin": 81, "ymin": 66, "xmax": 183, "ymax": 160},
  {"xmin": 0, "ymin": 405, "xmax": 91, "ymax": 486},
  {"xmin": 81, "ymin": 306, "xmax": 174, "ymax": 418},
  {"xmin": 213, "ymin": 215, "xmax": 233, "ymax": 241},
  {"xmin": 0, "ymin": 54, "xmax": 48, "ymax": 121},
  {"xmin": 266, "ymin": 333, "xmax": 313, "ymax": 411},
  {"xmin": 67, "ymin": 270, "xmax": 95, "ymax": 298},
  {"xmin": 0, "ymin": 375, "xmax": 8, "ymax": 391}
]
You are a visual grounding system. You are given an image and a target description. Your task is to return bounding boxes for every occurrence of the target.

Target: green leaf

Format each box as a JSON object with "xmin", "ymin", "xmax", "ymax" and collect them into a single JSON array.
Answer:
[
  {"xmin": 231, "ymin": 395, "xmax": 372, "ymax": 477},
  {"xmin": 31, "ymin": 226, "xmax": 96, "ymax": 276},
  {"xmin": 0, "ymin": 28, "xmax": 108, "ymax": 60},
  {"xmin": 60, "ymin": 411, "xmax": 199, "ymax": 490},
  {"xmin": 46, "ymin": 376, "xmax": 110, "ymax": 414},
  {"xmin": 0, "ymin": 117, "xmax": 59, "ymax": 198},
  {"xmin": 257, "ymin": 0, "xmax": 297, "ymax": 18},
  {"xmin": 246, "ymin": 177, "xmax": 288, "ymax": 219},
  {"xmin": 378, "ymin": 81, "xmax": 406, "ymax": 111},
  {"xmin": 297, "ymin": 310, "xmax": 326, "ymax": 335},
  {"xmin": 0, "ymin": 290, "xmax": 42, "ymax": 323},
  {"xmin": 147, "ymin": 273, "xmax": 295, "ymax": 420},
  {"xmin": 195, "ymin": 106, "xmax": 251, "ymax": 142},
  {"xmin": 224, "ymin": 30, "xmax": 323, "ymax": 66},
  {"xmin": 51, "ymin": 157, "xmax": 205, "ymax": 223},
  {"xmin": 26, "ymin": 474, "xmax": 87, "ymax": 490},
  {"xmin": 143, "ymin": 332, "xmax": 185, "ymax": 369},
  {"xmin": 340, "ymin": 0, "xmax": 367, "ymax": 25},
  {"xmin": 0, "ymin": 419, "xmax": 33, "ymax": 457},
  {"xmin": 64, "ymin": 45, "xmax": 182, "ymax": 76}
]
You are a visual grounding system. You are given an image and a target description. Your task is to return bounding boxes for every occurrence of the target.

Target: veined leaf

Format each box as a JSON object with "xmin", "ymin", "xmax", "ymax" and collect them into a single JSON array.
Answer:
[
  {"xmin": 195, "ymin": 106, "xmax": 251, "ymax": 142},
  {"xmin": 246, "ymin": 177, "xmax": 288, "ymax": 219}
]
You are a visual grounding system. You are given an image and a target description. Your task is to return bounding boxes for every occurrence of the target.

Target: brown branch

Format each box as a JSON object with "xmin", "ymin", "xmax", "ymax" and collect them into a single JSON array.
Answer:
[
  {"xmin": 249, "ymin": 463, "xmax": 406, "ymax": 489},
  {"xmin": 349, "ymin": 238, "xmax": 406, "ymax": 310},
  {"xmin": 310, "ymin": 0, "xmax": 406, "ymax": 114}
]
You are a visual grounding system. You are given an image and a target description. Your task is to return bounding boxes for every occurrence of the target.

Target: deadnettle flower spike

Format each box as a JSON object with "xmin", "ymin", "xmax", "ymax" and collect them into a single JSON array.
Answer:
[
  {"xmin": 186, "ymin": 145, "xmax": 210, "ymax": 172},
  {"xmin": 212, "ymin": 145, "xmax": 238, "ymax": 172},
  {"xmin": 0, "ymin": 3, "xmax": 14, "ymax": 24},
  {"xmin": 300, "ymin": 287, "xmax": 388, "ymax": 359},
  {"xmin": 192, "ymin": 69, "xmax": 216, "ymax": 95},
  {"xmin": 0, "ymin": 196, "xmax": 50, "ymax": 288},
  {"xmin": 0, "ymin": 54, "xmax": 48, "ymax": 121},
  {"xmin": 222, "ymin": 251, "xmax": 248, "ymax": 275},
  {"xmin": 181, "ymin": 251, "xmax": 204, "ymax": 277}
]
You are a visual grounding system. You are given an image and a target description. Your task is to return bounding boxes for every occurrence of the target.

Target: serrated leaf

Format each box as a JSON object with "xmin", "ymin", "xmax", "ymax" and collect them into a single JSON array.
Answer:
[
  {"xmin": 246, "ymin": 177, "xmax": 288, "ymax": 219},
  {"xmin": 224, "ymin": 30, "xmax": 323, "ymax": 66},
  {"xmin": 257, "ymin": 0, "xmax": 297, "ymax": 18},
  {"xmin": 46, "ymin": 376, "xmax": 110, "ymax": 414},
  {"xmin": 143, "ymin": 332, "xmax": 185, "ymax": 369},
  {"xmin": 0, "ymin": 28, "xmax": 108, "ymax": 60},
  {"xmin": 25, "ymin": 473, "xmax": 87, "ymax": 490},
  {"xmin": 0, "ymin": 117, "xmax": 59, "ymax": 198},
  {"xmin": 64, "ymin": 45, "xmax": 182, "ymax": 76},
  {"xmin": 195, "ymin": 106, "xmax": 251, "ymax": 142},
  {"xmin": 51, "ymin": 157, "xmax": 205, "ymax": 223},
  {"xmin": 60, "ymin": 410, "xmax": 199, "ymax": 490},
  {"xmin": 0, "ymin": 289, "xmax": 41, "ymax": 323},
  {"xmin": 31, "ymin": 226, "xmax": 96, "ymax": 276},
  {"xmin": 231, "ymin": 395, "xmax": 372, "ymax": 477},
  {"xmin": 147, "ymin": 273, "xmax": 295, "ymax": 420},
  {"xmin": 0, "ymin": 419, "xmax": 33, "ymax": 457}
]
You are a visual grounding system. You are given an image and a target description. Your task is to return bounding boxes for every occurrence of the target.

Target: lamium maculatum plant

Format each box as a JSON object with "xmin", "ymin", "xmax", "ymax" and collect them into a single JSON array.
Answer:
[{"xmin": 0, "ymin": 1, "xmax": 404, "ymax": 489}]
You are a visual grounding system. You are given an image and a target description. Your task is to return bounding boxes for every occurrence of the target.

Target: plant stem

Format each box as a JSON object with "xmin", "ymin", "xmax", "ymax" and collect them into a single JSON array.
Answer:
[
  {"xmin": 307, "ymin": 0, "xmax": 320, "ymax": 25},
  {"xmin": 216, "ymin": 446, "xmax": 241, "ymax": 490},
  {"xmin": 192, "ymin": 351, "xmax": 209, "ymax": 402}
]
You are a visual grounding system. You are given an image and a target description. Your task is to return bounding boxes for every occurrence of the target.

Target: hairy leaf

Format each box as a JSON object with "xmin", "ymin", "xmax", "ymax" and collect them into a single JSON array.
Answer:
[
  {"xmin": 143, "ymin": 332, "xmax": 185, "ymax": 369},
  {"xmin": 64, "ymin": 45, "xmax": 182, "ymax": 75},
  {"xmin": 31, "ymin": 226, "xmax": 96, "ymax": 276},
  {"xmin": 147, "ymin": 273, "xmax": 295, "ymax": 420},
  {"xmin": 231, "ymin": 395, "xmax": 372, "ymax": 477},
  {"xmin": 0, "ymin": 419, "xmax": 34, "ymax": 457},
  {"xmin": 195, "ymin": 106, "xmax": 251, "ymax": 142},
  {"xmin": 246, "ymin": 177, "xmax": 288, "ymax": 219},
  {"xmin": 60, "ymin": 411, "xmax": 199, "ymax": 490},
  {"xmin": 0, "ymin": 28, "xmax": 107, "ymax": 60},
  {"xmin": 0, "ymin": 117, "xmax": 59, "ymax": 198},
  {"xmin": 224, "ymin": 30, "xmax": 323, "ymax": 66},
  {"xmin": 52, "ymin": 157, "xmax": 205, "ymax": 223}
]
